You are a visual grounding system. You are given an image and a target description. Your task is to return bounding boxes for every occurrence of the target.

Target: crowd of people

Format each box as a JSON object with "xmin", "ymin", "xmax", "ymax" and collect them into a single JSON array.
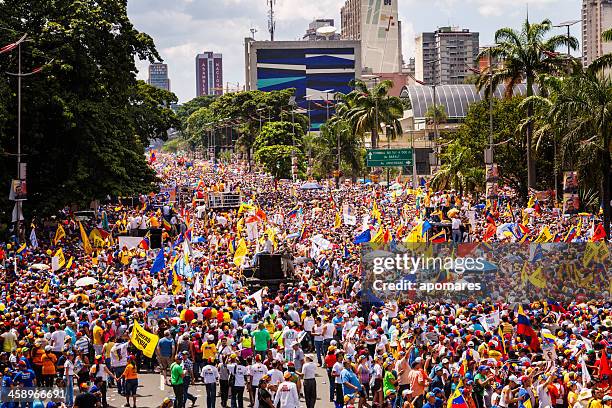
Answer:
[{"xmin": 0, "ymin": 153, "xmax": 610, "ymax": 408}]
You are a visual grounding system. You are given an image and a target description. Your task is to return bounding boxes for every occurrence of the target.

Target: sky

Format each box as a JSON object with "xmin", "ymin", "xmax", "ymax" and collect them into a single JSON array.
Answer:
[{"xmin": 127, "ymin": 0, "xmax": 583, "ymax": 103}]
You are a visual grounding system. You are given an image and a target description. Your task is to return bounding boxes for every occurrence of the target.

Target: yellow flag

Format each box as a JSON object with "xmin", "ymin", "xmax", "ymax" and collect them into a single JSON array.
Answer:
[
  {"xmin": 130, "ymin": 321, "xmax": 159, "ymax": 358},
  {"xmin": 520, "ymin": 262, "xmax": 529, "ymax": 285},
  {"xmin": 42, "ymin": 281, "xmax": 50, "ymax": 294},
  {"xmin": 238, "ymin": 202, "xmax": 255, "ymax": 215},
  {"xmin": 89, "ymin": 229, "xmax": 105, "ymax": 248},
  {"xmin": 534, "ymin": 226, "xmax": 553, "ymax": 243},
  {"xmin": 334, "ymin": 212, "xmax": 341, "ymax": 229},
  {"xmin": 172, "ymin": 270, "xmax": 182, "ymax": 295},
  {"xmin": 233, "ymin": 239, "xmax": 248, "ymax": 267},
  {"xmin": 527, "ymin": 267, "xmax": 546, "ymax": 288},
  {"xmin": 236, "ymin": 218, "xmax": 245, "ymax": 236},
  {"xmin": 372, "ymin": 201, "xmax": 382, "ymax": 223},
  {"xmin": 583, "ymin": 242, "xmax": 598, "ymax": 267},
  {"xmin": 403, "ymin": 222, "xmax": 424, "ymax": 243},
  {"xmin": 65, "ymin": 257, "xmax": 73, "ymax": 270},
  {"xmin": 54, "ymin": 224, "xmax": 66, "ymax": 245},
  {"xmin": 52, "ymin": 248, "xmax": 65, "ymax": 271},
  {"xmin": 79, "ymin": 222, "xmax": 93, "ymax": 254}
]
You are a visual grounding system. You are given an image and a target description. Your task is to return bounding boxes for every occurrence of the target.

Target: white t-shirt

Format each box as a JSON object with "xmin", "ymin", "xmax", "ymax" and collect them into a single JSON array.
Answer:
[
  {"xmin": 109, "ymin": 342, "xmax": 129, "ymax": 368},
  {"xmin": 94, "ymin": 363, "xmax": 109, "ymax": 381},
  {"xmin": 302, "ymin": 362, "xmax": 316, "ymax": 380},
  {"xmin": 452, "ymin": 218, "xmax": 462, "ymax": 230},
  {"xmin": 64, "ymin": 360, "xmax": 74, "ymax": 377},
  {"xmin": 273, "ymin": 381, "xmax": 300, "ymax": 408},
  {"xmin": 537, "ymin": 383, "xmax": 553, "ymax": 408},
  {"xmin": 248, "ymin": 363, "xmax": 268, "ymax": 386},
  {"xmin": 303, "ymin": 317, "xmax": 315, "ymax": 332},
  {"xmin": 227, "ymin": 363, "xmax": 248, "ymax": 387},
  {"xmin": 201, "ymin": 365, "xmax": 219, "ymax": 384},
  {"xmin": 267, "ymin": 368, "xmax": 283, "ymax": 386},
  {"xmin": 282, "ymin": 328, "xmax": 297, "ymax": 350}
]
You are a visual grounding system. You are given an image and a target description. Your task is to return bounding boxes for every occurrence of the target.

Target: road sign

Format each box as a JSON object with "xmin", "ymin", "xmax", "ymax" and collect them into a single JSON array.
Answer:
[{"xmin": 366, "ymin": 148, "xmax": 413, "ymax": 167}]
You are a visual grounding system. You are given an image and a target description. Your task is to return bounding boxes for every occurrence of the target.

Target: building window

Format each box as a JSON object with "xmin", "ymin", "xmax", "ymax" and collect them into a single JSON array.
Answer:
[{"xmin": 384, "ymin": 0, "xmax": 391, "ymax": 4}]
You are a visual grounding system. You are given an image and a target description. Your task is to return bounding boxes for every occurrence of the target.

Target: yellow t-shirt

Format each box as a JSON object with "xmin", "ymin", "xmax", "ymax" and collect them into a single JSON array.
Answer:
[
  {"xmin": 201, "ymin": 342, "xmax": 217, "ymax": 360},
  {"xmin": 93, "ymin": 325, "xmax": 104, "ymax": 346}
]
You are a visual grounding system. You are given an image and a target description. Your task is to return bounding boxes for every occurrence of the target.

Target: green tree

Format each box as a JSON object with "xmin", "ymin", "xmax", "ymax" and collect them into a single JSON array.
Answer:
[
  {"xmin": 339, "ymin": 79, "xmax": 403, "ymax": 148},
  {"xmin": 255, "ymin": 145, "xmax": 303, "ymax": 180},
  {"xmin": 253, "ymin": 121, "xmax": 303, "ymax": 152},
  {"xmin": 476, "ymin": 18, "xmax": 578, "ymax": 189},
  {"xmin": 430, "ymin": 141, "xmax": 484, "ymax": 193},
  {"xmin": 0, "ymin": 0, "xmax": 169, "ymax": 221},
  {"xmin": 176, "ymin": 95, "xmax": 216, "ymax": 124},
  {"xmin": 548, "ymin": 66, "xmax": 612, "ymax": 239},
  {"xmin": 424, "ymin": 104, "xmax": 448, "ymax": 125},
  {"xmin": 311, "ymin": 119, "xmax": 364, "ymax": 180}
]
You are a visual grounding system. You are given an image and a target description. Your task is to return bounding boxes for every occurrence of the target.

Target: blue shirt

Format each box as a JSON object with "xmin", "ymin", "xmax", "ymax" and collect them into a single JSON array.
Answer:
[
  {"xmin": 340, "ymin": 368, "xmax": 362, "ymax": 396},
  {"xmin": 2, "ymin": 374, "xmax": 13, "ymax": 388},
  {"xmin": 158, "ymin": 337, "xmax": 175, "ymax": 357},
  {"xmin": 14, "ymin": 369, "xmax": 36, "ymax": 387}
]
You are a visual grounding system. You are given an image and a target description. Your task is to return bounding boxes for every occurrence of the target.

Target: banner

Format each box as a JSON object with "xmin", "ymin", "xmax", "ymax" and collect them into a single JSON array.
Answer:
[
  {"xmin": 130, "ymin": 321, "xmax": 159, "ymax": 358},
  {"xmin": 118, "ymin": 236, "xmax": 143, "ymax": 250},
  {"xmin": 562, "ymin": 171, "xmax": 579, "ymax": 214},
  {"xmin": 478, "ymin": 310, "xmax": 500, "ymax": 332},
  {"xmin": 343, "ymin": 214, "xmax": 357, "ymax": 226},
  {"xmin": 485, "ymin": 164, "xmax": 499, "ymax": 199},
  {"xmin": 79, "ymin": 222, "xmax": 93, "ymax": 254}
]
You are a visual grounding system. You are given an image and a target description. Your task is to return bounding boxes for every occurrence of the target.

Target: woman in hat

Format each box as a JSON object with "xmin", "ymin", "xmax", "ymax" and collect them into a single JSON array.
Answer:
[{"xmin": 90, "ymin": 354, "xmax": 117, "ymax": 408}]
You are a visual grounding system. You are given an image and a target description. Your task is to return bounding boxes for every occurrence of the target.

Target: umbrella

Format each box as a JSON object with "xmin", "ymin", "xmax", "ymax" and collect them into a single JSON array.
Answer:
[
  {"xmin": 300, "ymin": 182, "xmax": 322, "ymax": 190},
  {"xmin": 74, "ymin": 277, "xmax": 98, "ymax": 287},
  {"xmin": 30, "ymin": 263, "xmax": 50, "ymax": 270},
  {"xmin": 150, "ymin": 294, "xmax": 175, "ymax": 308}
]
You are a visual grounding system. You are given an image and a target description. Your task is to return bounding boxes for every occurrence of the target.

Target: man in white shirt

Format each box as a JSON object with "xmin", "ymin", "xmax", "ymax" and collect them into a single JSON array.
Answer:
[
  {"xmin": 201, "ymin": 361, "xmax": 219, "ymax": 408},
  {"xmin": 248, "ymin": 355, "xmax": 268, "ymax": 406},
  {"xmin": 302, "ymin": 355, "xmax": 317, "ymax": 408},
  {"xmin": 282, "ymin": 323, "xmax": 298, "ymax": 362},
  {"xmin": 273, "ymin": 372, "xmax": 300, "ymax": 408}
]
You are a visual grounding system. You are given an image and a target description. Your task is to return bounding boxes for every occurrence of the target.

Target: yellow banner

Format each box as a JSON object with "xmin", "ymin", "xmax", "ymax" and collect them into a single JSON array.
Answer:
[
  {"xmin": 54, "ymin": 224, "xmax": 66, "ymax": 245},
  {"xmin": 130, "ymin": 321, "xmax": 159, "ymax": 358},
  {"xmin": 79, "ymin": 222, "xmax": 93, "ymax": 254}
]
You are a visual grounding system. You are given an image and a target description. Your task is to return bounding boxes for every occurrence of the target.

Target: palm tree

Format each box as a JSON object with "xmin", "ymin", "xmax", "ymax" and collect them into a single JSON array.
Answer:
[
  {"xmin": 548, "ymin": 65, "xmax": 611, "ymax": 240},
  {"xmin": 476, "ymin": 18, "xmax": 578, "ymax": 189},
  {"xmin": 340, "ymin": 79, "xmax": 403, "ymax": 148},
  {"xmin": 430, "ymin": 141, "xmax": 484, "ymax": 193},
  {"xmin": 311, "ymin": 118, "xmax": 364, "ymax": 180}
]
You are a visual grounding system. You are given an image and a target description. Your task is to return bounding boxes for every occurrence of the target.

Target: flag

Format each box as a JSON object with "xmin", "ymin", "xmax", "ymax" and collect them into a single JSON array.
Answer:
[
  {"xmin": 65, "ymin": 257, "xmax": 73, "ymax": 270},
  {"xmin": 534, "ymin": 226, "xmax": 553, "ymax": 243},
  {"xmin": 150, "ymin": 249, "xmax": 165, "ymax": 275},
  {"xmin": 255, "ymin": 207, "xmax": 267, "ymax": 222},
  {"xmin": 353, "ymin": 229, "xmax": 371, "ymax": 244},
  {"xmin": 130, "ymin": 321, "xmax": 159, "ymax": 358},
  {"xmin": 79, "ymin": 222, "xmax": 93, "ymax": 254},
  {"xmin": 591, "ymin": 224, "xmax": 606, "ymax": 242},
  {"xmin": 139, "ymin": 235, "xmax": 150, "ymax": 251},
  {"xmin": 404, "ymin": 223, "xmax": 424, "ymax": 243},
  {"xmin": 54, "ymin": 224, "xmax": 66, "ymax": 245},
  {"xmin": 529, "ymin": 244, "xmax": 544, "ymax": 263},
  {"xmin": 485, "ymin": 210, "xmax": 496, "ymax": 225},
  {"xmin": 333, "ymin": 212, "xmax": 341, "ymax": 229},
  {"xmin": 599, "ymin": 348, "xmax": 612, "ymax": 380},
  {"xmin": 233, "ymin": 239, "xmax": 247, "ymax": 267},
  {"xmin": 29, "ymin": 228, "xmax": 38, "ymax": 249},
  {"xmin": 52, "ymin": 248, "xmax": 66, "ymax": 271},
  {"xmin": 372, "ymin": 201, "xmax": 382, "ymax": 223},
  {"xmin": 238, "ymin": 202, "xmax": 255, "ymax": 215},
  {"xmin": 171, "ymin": 269, "xmax": 182, "ymax": 295},
  {"xmin": 517, "ymin": 304, "xmax": 540, "ymax": 351},
  {"xmin": 431, "ymin": 230, "xmax": 447, "ymax": 243},
  {"xmin": 162, "ymin": 219, "xmax": 172, "ymax": 231},
  {"xmin": 564, "ymin": 226, "xmax": 577, "ymax": 242},
  {"xmin": 42, "ymin": 281, "xmax": 49, "ymax": 294},
  {"xmin": 447, "ymin": 387, "xmax": 468, "ymax": 408},
  {"xmin": 248, "ymin": 288, "xmax": 264, "ymax": 310},
  {"xmin": 483, "ymin": 223, "xmax": 496, "ymax": 241},
  {"xmin": 286, "ymin": 206, "xmax": 300, "ymax": 218},
  {"xmin": 371, "ymin": 227, "xmax": 386, "ymax": 244},
  {"xmin": 581, "ymin": 356, "xmax": 592, "ymax": 387},
  {"xmin": 421, "ymin": 220, "xmax": 432, "ymax": 237},
  {"xmin": 16, "ymin": 243, "xmax": 26, "ymax": 255}
]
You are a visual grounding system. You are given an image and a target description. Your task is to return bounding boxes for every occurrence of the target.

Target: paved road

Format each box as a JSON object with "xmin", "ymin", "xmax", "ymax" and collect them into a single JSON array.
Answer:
[{"xmin": 103, "ymin": 365, "xmax": 335, "ymax": 408}]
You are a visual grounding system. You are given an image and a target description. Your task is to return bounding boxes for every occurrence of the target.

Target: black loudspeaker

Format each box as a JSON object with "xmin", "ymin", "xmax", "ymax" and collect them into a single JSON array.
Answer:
[
  {"xmin": 255, "ymin": 255, "xmax": 283, "ymax": 280},
  {"xmin": 149, "ymin": 228, "xmax": 162, "ymax": 249}
]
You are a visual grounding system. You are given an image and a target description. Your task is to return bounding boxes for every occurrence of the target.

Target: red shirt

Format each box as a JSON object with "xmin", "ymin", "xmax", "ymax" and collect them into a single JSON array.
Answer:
[{"xmin": 324, "ymin": 354, "xmax": 337, "ymax": 369}]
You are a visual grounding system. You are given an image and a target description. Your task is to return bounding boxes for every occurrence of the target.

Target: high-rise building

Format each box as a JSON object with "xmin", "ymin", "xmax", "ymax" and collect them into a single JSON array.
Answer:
[
  {"xmin": 244, "ymin": 39, "xmax": 361, "ymax": 130},
  {"xmin": 415, "ymin": 27, "xmax": 479, "ymax": 85},
  {"xmin": 147, "ymin": 62, "xmax": 170, "ymax": 91},
  {"xmin": 340, "ymin": 0, "xmax": 402, "ymax": 73},
  {"xmin": 582, "ymin": 0, "xmax": 612, "ymax": 66},
  {"xmin": 303, "ymin": 19, "xmax": 340, "ymax": 41},
  {"xmin": 195, "ymin": 52, "xmax": 223, "ymax": 96}
]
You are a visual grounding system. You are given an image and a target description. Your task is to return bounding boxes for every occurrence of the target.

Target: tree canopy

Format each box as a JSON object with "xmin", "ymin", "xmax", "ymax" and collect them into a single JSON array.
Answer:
[{"xmin": 0, "ymin": 0, "xmax": 178, "ymax": 222}]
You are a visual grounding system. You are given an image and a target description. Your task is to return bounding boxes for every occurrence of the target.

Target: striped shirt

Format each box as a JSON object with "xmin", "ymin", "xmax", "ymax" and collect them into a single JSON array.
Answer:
[{"xmin": 181, "ymin": 358, "xmax": 194, "ymax": 377}]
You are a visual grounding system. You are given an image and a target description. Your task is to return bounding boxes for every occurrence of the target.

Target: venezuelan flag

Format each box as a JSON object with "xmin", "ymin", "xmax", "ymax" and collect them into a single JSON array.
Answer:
[
  {"xmin": 447, "ymin": 388, "xmax": 468, "ymax": 408},
  {"xmin": 517, "ymin": 305, "xmax": 540, "ymax": 351}
]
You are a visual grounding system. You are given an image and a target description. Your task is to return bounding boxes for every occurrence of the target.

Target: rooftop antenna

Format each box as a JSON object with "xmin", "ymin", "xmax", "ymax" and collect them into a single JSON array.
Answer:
[
  {"xmin": 250, "ymin": 27, "xmax": 258, "ymax": 40},
  {"xmin": 267, "ymin": 0, "xmax": 276, "ymax": 41}
]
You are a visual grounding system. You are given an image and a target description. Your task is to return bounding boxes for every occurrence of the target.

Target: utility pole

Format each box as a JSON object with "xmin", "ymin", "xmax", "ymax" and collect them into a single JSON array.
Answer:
[
  {"xmin": 267, "ymin": 0, "xmax": 276, "ymax": 41},
  {"xmin": 250, "ymin": 27, "xmax": 258, "ymax": 40}
]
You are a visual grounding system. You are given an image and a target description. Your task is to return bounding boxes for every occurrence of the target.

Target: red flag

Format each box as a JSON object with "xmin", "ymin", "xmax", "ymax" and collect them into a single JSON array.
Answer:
[
  {"xmin": 592, "ymin": 224, "xmax": 606, "ymax": 242},
  {"xmin": 483, "ymin": 223, "xmax": 496, "ymax": 242},
  {"xmin": 599, "ymin": 349, "xmax": 612, "ymax": 378}
]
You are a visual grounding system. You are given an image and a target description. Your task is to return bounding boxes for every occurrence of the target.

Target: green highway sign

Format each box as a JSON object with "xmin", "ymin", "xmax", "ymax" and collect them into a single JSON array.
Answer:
[{"xmin": 366, "ymin": 148, "xmax": 413, "ymax": 167}]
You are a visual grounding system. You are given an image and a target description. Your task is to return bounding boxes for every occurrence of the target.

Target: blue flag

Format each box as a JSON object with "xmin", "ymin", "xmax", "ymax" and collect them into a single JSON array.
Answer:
[
  {"xmin": 150, "ymin": 249, "xmax": 165, "ymax": 275},
  {"xmin": 353, "ymin": 229, "xmax": 371, "ymax": 244}
]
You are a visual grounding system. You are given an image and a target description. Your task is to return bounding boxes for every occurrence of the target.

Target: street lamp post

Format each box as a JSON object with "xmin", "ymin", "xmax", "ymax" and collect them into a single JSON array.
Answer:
[{"xmin": 428, "ymin": 60, "xmax": 440, "ymax": 170}]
